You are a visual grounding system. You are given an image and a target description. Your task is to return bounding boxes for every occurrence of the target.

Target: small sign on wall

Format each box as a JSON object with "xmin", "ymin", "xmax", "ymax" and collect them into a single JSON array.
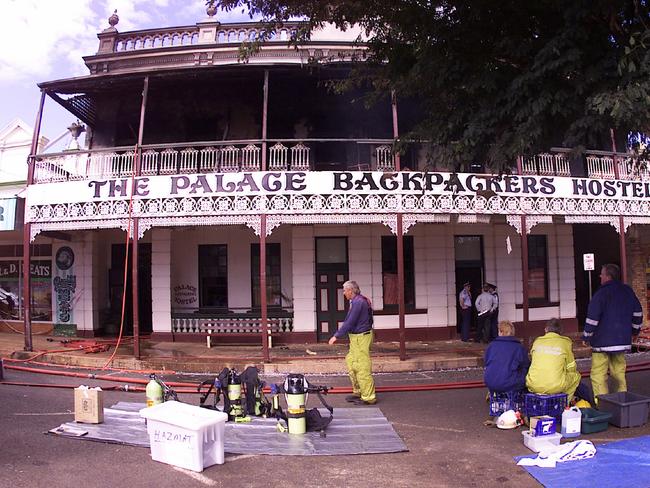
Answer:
[{"xmin": 583, "ymin": 253, "xmax": 595, "ymax": 271}]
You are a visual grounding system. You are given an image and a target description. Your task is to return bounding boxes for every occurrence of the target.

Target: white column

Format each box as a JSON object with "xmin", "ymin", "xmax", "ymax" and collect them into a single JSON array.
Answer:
[
  {"xmin": 556, "ymin": 225, "xmax": 577, "ymax": 319},
  {"xmin": 291, "ymin": 226, "xmax": 316, "ymax": 332},
  {"xmin": 348, "ymin": 225, "xmax": 373, "ymax": 295},
  {"xmin": 151, "ymin": 228, "xmax": 172, "ymax": 333}
]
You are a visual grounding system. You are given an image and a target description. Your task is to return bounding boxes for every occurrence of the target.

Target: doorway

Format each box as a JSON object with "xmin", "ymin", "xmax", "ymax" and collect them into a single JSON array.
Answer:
[
  {"xmin": 454, "ymin": 236, "xmax": 484, "ymax": 338},
  {"xmin": 109, "ymin": 243, "xmax": 152, "ymax": 335},
  {"xmin": 315, "ymin": 237, "xmax": 349, "ymax": 342},
  {"xmin": 572, "ymin": 224, "xmax": 620, "ymax": 329}
]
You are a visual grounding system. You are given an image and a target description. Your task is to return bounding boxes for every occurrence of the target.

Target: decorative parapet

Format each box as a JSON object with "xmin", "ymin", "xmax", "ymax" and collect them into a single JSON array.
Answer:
[{"xmin": 84, "ymin": 17, "xmax": 367, "ymax": 75}]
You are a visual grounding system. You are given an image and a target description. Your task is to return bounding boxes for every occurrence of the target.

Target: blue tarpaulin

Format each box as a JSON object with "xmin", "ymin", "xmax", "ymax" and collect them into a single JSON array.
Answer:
[{"xmin": 516, "ymin": 435, "xmax": 650, "ymax": 488}]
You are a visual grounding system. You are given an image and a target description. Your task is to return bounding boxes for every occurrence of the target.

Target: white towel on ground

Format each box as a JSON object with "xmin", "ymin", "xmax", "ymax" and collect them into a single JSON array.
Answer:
[{"xmin": 517, "ymin": 440, "xmax": 597, "ymax": 468}]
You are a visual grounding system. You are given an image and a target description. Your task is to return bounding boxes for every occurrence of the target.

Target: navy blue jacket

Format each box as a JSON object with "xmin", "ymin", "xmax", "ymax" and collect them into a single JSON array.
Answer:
[
  {"xmin": 483, "ymin": 336, "xmax": 530, "ymax": 392},
  {"xmin": 335, "ymin": 294, "xmax": 373, "ymax": 338},
  {"xmin": 583, "ymin": 280, "xmax": 643, "ymax": 352}
]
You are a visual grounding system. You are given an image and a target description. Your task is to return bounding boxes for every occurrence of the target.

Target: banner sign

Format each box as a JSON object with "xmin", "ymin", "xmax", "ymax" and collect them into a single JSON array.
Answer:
[
  {"xmin": 26, "ymin": 172, "xmax": 650, "ymax": 206},
  {"xmin": 0, "ymin": 198, "xmax": 17, "ymax": 230}
]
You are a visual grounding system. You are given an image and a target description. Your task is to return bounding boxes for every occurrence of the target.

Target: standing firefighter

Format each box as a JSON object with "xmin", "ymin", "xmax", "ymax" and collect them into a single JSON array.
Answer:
[
  {"xmin": 328, "ymin": 280, "xmax": 376, "ymax": 405},
  {"xmin": 583, "ymin": 263, "xmax": 643, "ymax": 404}
]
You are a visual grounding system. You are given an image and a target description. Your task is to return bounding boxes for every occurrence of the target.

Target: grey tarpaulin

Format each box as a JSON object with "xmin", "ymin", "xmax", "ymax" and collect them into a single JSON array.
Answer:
[{"xmin": 49, "ymin": 402, "xmax": 408, "ymax": 456}]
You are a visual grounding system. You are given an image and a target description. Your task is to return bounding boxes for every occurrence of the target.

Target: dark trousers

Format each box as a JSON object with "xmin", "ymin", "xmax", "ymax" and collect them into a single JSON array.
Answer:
[
  {"xmin": 460, "ymin": 308, "xmax": 471, "ymax": 342},
  {"xmin": 490, "ymin": 309, "xmax": 499, "ymax": 341},
  {"xmin": 477, "ymin": 312, "xmax": 492, "ymax": 343}
]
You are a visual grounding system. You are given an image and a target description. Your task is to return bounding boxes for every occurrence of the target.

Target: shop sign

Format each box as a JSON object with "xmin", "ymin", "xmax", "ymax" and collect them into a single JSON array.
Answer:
[{"xmin": 26, "ymin": 172, "xmax": 650, "ymax": 206}]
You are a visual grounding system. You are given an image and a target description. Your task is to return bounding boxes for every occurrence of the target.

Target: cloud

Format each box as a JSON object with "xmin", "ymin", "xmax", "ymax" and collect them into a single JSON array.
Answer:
[
  {"xmin": 0, "ymin": 0, "xmax": 260, "ymax": 83},
  {"xmin": 0, "ymin": 0, "xmax": 98, "ymax": 81}
]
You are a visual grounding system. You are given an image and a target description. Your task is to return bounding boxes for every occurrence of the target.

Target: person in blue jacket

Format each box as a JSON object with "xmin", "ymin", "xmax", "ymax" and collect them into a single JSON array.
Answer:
[
  {"xmin": 583, "ymin": 263, "xmax": 643, "ymax": 403},
  {"xmin": 329, "ymin": 280, "xmax": 376, "ymax": 405},
  {"xmin": 484, "ymin": 320, "xmax": 530, "ymax": 392}
]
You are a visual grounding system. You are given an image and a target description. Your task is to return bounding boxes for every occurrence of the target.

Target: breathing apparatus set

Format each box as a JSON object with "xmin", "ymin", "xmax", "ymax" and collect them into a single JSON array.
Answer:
[
  {"xmin": 145, "ymin": 373, "xmax": 179, "ymax": 407},
  {"xmin": 197, "ymin": 368, "xmax": 333, "ymax": 435},
  {"xmin": 197, "ymin": 366, "xmax": 271, "ymax": 421},
  {"xmin": 271, "ymin": 373, "xmax": 333, "ymax": 435}
]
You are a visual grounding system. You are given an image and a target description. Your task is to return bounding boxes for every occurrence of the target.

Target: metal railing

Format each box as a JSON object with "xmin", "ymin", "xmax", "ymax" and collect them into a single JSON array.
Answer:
[
  {"xmin": 171, "ymin": 307, "xmax": 294, "ymax": 335},
  {"xmin": 521, "ymin": 153, "xmax": 571, "ymax": 177},
  {"xmin": 32, "ymin": 139, "xmax": 397, "ymax": 183},
  {"xmin": 34, "ymin": 141, "xmax": 647, "ymax": 183}
]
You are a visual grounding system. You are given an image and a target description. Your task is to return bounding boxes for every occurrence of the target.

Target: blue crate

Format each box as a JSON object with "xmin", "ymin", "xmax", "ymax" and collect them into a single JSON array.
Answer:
[
  {"xmin": 489, "ymin": 390, "xmax": 526, "ymax": 416},
  {"xmin": 524, "ymin": 393, "xmax": 568, "ymax": 419}
]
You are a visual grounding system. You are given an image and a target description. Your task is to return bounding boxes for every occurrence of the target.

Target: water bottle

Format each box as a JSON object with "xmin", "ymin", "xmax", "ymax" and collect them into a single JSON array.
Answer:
[{"xmin": 561, "ymin": 406, "xmax": 582, "ymax": 438}]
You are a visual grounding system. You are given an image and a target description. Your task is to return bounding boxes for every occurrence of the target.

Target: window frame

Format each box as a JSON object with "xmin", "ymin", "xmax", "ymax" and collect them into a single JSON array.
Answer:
[
  {"xmin": 250, "ymin": 243, "xmax": 282, "ymax": 309},
  {"xmin": 198, "ymin": 244, "xmax": 228, "ymax": 309},
  {"xmin": 380, "ymin": 235, "xmax": 415, "ymax": 312},
  {"xmin": 527, "ymin": 234, "xmax": 549, "ymax": 305}
]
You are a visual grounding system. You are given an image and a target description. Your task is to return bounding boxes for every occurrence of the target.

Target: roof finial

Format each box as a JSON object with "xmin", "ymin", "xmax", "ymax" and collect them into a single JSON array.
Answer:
[
  {"xmin": 108, "ymin": 9, "xmax": 119, "ymax": 28},
  {"xmin": 206, "ymin": 1, "xmax": 217, "ymax": 18}
]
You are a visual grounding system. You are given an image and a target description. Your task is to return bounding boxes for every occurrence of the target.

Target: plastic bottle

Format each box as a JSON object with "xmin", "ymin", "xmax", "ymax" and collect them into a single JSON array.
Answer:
[{"xmin": 561, "ymin": 406, "xmax": 582, "ymax": 438}]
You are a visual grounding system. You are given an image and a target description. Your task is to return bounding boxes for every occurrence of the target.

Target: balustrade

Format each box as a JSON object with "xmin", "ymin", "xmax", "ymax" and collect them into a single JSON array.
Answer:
[
  {"xmin": 111, "ymin": 22, "xmax": 302, "ymax": 54},
  {"xmin": 115, "ymin": 29, "xmax": 199, "ymax": 52},
  {"xmin": 34, "ymin": 141, "xmax": 645, "ymax": 183},
  {"xmin": 522, "ymin": 153, "xmax": 570, "ymax": 177},
  {"xmin": 171, "ymin": 309, "xmax": 294, "ymax": 335}
]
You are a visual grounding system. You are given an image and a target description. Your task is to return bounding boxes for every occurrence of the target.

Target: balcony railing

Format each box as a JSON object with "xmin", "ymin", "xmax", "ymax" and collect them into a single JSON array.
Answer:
[
  {"xmin": 111, "ymin": 22, "xmax": 304, "ymax": 54},
  {"xmin": 171, "ymin": 307, "xmax": 294, "ymax": 335},
  {"xmin": 521, "ymin": 153, "xmax": 571, "ymax": 177},
  {"xmin": 32, "ymin": 139, "xmax": 397, "ymax": 183},
  {"xmin": 32, "ymin": 140, "xmax": 648, "ymax": 183},
  {"xmin": 522, "ymin": 150, "xmax": 649, "ymax": 180}
]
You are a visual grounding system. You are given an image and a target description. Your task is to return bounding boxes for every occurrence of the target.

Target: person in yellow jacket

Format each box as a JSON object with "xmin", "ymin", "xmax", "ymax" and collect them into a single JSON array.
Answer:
[{"xmin": 525, "ymin": 318, "xmax": 581, "ymax": 399}]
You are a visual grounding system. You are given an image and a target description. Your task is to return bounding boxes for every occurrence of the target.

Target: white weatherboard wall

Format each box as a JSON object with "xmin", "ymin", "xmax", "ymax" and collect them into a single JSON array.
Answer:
[
  {"xmin": 170, "ymin": 225, "xmax": 293, "ymax": 317},
  {"xmin": 152, "ymin": 229, "xmax": 172, "ymax": 333},
  {"xmin": 423, "ymin": 224, "xmax": 451, "ymax": 328},
  {"xmin": 291, "ymin": 226, "xmax": 315, "ymax": 332},
  {"xmin": 160, "ymin": 221, "xmax": 577, "ymax": 336}
]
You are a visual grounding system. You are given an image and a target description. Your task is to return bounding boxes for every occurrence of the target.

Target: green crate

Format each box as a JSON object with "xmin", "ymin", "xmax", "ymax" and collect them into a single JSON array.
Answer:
[{"xmin": 580, "ymin": 408, "xmax": 611, "ymax": 434}]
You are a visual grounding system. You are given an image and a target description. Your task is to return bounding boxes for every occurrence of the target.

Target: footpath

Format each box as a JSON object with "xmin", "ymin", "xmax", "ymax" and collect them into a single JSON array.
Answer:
[{"xmin": 0, "ymin": 331, "xmax": 593, "ymax": 375}]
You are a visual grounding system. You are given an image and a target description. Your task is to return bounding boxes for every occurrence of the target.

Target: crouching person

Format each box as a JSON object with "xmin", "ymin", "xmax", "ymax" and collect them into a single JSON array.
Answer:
[
  {"xmin": 484, "ymin": 321, "xmax": 530, "ymax": 393},
  {"xmin": 526, "ymin": 318, "xmax": 581, "ymax": 400}
]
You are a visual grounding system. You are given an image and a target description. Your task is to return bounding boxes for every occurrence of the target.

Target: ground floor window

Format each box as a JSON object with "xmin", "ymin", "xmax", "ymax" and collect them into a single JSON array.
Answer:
[
  {"xmin": 198, "ymin": 244, "xmax": 228, "ymax": 308},
  {"xmin": 0, "ymin": 259, "xmax": 52, "ymax": 321},
  {"xmin": 528, "ymin": 235, "xmax": 549, "ymax": 303},
  {"xmin": 251, "ymin": 243, "xmax": 282, "ymax": 308},
  {"xmin": 381, "ymin": 236, "xmax": 415, "ymax": 310}
]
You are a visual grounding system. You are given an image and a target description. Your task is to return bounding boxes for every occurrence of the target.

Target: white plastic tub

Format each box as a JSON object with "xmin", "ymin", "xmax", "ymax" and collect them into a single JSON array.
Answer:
[
  {"xmin": 522, "ymin": 431, "xmax": 562, "ymax": 453},
  {"xmin": 140, "ymin": 401, "xmax": 228, "ymax": 472}
]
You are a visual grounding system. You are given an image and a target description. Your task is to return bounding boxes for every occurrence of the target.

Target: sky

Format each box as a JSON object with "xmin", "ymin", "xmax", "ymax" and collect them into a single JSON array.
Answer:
[{"xmin": 0, "ymin": 0, "xmax": 251, "ymax": 148}]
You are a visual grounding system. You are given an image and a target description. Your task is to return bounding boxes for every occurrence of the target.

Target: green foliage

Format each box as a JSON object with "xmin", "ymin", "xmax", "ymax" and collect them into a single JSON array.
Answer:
[{"xmin": 215, "ymin": 0, "xmax": 650, "ymax": 172}]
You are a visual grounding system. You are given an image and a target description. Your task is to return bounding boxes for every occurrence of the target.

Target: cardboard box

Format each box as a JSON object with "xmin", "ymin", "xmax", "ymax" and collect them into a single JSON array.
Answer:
[
  {"xmin": 529, "ymin": 415, "xmax": 556, "ymax": 436},
  {"xmin": 74, "ymin": 386, "xmax": 104, "ymax": 424}
]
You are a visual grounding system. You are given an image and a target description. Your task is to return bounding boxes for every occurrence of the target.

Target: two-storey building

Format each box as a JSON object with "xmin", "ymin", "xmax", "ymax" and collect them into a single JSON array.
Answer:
[{"xmin": 9, "ymin": 9, "xmax": 650, "ymax": 359}]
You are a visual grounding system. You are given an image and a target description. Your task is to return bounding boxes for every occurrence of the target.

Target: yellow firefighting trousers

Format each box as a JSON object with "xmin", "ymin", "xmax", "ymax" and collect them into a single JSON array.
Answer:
[{"xmin": 346, "ymin": 331, "xmax": 376, "ymax": 403}]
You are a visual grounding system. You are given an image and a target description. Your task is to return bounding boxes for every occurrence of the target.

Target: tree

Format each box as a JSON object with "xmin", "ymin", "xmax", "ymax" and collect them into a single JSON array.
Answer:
[{"xmin": 212, "ymin": 0, "xmax": 650, "ymax": 172}]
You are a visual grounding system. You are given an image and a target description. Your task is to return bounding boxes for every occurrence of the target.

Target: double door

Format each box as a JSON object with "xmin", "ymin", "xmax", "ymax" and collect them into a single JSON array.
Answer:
[{"xmin": 315, "ymin": 238, "xmax": 349, "ymax": 342}]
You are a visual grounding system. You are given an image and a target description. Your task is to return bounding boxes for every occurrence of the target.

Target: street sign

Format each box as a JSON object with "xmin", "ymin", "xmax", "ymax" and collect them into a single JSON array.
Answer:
[{"xmin": 583, "ymin": 253, "xmax": 595, "ymax": 271}]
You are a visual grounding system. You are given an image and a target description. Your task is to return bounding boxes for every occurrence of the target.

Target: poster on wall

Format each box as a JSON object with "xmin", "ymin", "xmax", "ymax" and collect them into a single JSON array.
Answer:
[
  {"xmin": 0, "ymin": 260, "xmax": 52, "ymax": 321},
  {"xmin": 53, "ymin": 246, "xmax": 77, "ymax": 324}
]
